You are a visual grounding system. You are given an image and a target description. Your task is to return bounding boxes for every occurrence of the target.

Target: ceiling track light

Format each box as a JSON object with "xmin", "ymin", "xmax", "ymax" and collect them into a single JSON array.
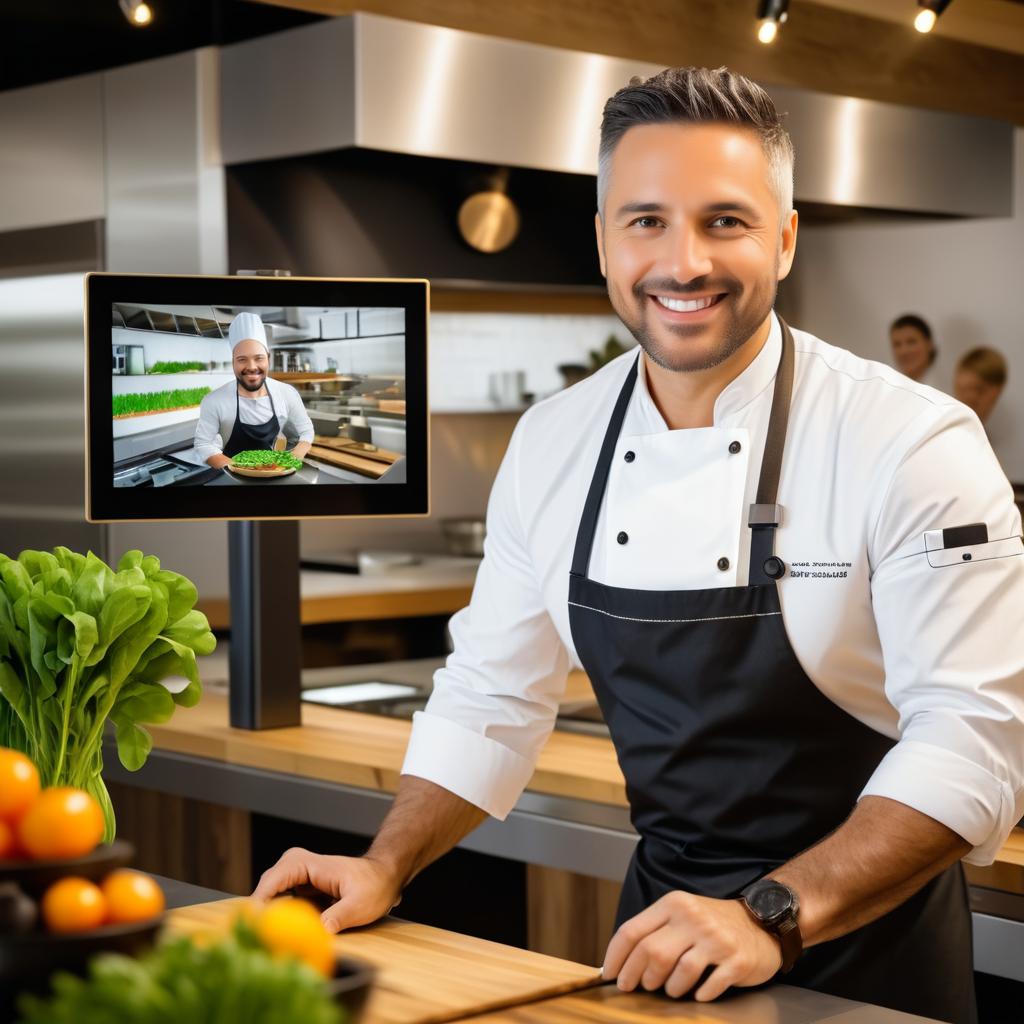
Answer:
[
  {"xmin": 914, "ymin": 0, "xmax": 953, "ymax": 34},
  {"xmin": 756, "ymin": 0, "xmax": 790, "ymax": 45},
  {"xmin": 119, "ymin": 0, "xmax": 154, "ymax": 27}
]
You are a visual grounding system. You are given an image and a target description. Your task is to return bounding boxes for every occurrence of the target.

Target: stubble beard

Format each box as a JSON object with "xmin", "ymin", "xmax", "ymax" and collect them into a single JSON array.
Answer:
[
  {"xmin": 609, "ymin": 269, "xmax": 779, "ymax": 374},
  {"xmin": 237, "ymin": 371, "xmax": 266, "ymax": 393}
]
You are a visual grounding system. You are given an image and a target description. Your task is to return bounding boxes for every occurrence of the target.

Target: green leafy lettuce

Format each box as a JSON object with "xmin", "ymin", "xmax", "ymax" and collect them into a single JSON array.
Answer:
[
  {"xmin": 17, "ymin": 918, "xmax": 344, "ymax": 1024},
  {"xmin": 0, "ymin": 547, "xmax": 216, "ymax": 841}
]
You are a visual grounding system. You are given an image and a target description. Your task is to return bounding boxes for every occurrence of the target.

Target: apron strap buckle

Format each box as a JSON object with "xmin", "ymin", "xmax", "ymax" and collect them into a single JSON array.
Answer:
[{"xmin": 749, "ymin": 503, "xmax": 783, "ymax": 527}]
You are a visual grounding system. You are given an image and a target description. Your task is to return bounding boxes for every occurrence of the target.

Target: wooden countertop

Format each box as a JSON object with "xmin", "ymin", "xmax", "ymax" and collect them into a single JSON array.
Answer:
[
  {"xmin": 166, "ymin": 897, "xmax": 600, "ymax": 1024},
  {"xmin": 196, "ymin": 563, "xmax": 477, "ymax": 629},
  {"xmin": 148, "ymin": 682, "xmax": 1024, "ymax": 874},
  {"xmin": 147, "ymin": 674, "xmax": 627, "ymax": 808}
]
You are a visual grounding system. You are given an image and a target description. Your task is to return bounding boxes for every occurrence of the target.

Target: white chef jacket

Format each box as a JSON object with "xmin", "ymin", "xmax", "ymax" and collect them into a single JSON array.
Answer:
[
  {"xmin": 402, "ymin": 313, "xmax": 1024, "ymax": 865},
  {"xmin": 193, "ymin": 378, "xmax": 314, "ymax": 462}
]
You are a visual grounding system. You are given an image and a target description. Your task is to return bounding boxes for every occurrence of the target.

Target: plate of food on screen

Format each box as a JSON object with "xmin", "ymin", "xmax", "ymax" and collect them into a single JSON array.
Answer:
[{"xmin": 227, "ymin": 450, "xmax": 304, "ymax": 478}]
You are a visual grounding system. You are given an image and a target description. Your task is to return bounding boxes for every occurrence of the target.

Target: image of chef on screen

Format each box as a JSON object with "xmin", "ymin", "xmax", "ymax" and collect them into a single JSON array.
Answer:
[{"xmin": 194, "ymin": 312, "xmax": 315, "ymax": 470}]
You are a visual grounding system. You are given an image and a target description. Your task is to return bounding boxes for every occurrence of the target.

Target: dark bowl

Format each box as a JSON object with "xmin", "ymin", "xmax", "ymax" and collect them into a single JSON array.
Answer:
[
  {"xmin": 0, "ymin": 839, "xmax": 134, "ymax": 897},
  {"xmin": 0, "ymin": 914, "xmax": 163, "ymax": 1019},
  {"xmin": 327, "ymin": 955, "xmax": 376, "ymax": 1023}
]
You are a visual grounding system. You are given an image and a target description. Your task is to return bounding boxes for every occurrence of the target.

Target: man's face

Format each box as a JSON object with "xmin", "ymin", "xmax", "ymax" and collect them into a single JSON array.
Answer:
[
  {"xmin": 233, "ymin": 340, "xmax": 268, "ymax": 392},
  {"xmin": 595, "ymin": 123, "xmax": 797, "ymax": 374},
  {"xmin": 953, "ymin": 368, "xmax": 1002, "ymax": 424},
  {"xmin": 890, "ymin": 326, "xmax": 933, "ymax": 381}
]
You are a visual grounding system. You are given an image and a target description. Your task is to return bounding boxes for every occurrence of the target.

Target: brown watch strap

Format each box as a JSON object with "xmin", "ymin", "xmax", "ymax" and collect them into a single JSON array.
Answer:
[{"xmin": 774, "ymin": 914, "xmax": 803, "ymax": 974}]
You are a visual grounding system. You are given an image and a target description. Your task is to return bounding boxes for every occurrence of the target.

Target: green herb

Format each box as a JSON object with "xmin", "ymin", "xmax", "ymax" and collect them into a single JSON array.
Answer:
[
  {"xmin": 0, "ymin": 548, "xmax": 216, "ymax": 840},
  {"xmin": 147, "ymin": 361, "xmax": 208, "ymax": 374},
  {"xmin": 113, "ymin": 388, "xmax": 211, "ymax": 417},
  {"xmin": 17, "ymin": 919, "xmax": 345, "ymax": 1024},
  {"xmin": 231, "ymin": 450, "xmax": 304, "ymax": 471}
]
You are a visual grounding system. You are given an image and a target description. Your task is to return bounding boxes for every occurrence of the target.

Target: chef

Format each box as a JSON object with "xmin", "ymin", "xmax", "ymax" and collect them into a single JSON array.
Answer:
[
  {"xmin": 194, "ymin": 312, "xmax": 314, "ymax": 469},
  {"xmin": 254, "ymin": 68, "xmax": 1024, "ymax": 1023}
]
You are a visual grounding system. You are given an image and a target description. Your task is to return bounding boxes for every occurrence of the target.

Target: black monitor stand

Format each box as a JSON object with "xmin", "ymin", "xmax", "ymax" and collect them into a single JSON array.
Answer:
[
  {"xmin": 228, "ymin": 520, "xmax": 302, "ymax": 729},
  {"xmin": 227, "ymin": 268, "xmax": 302, "ymax": 730}
]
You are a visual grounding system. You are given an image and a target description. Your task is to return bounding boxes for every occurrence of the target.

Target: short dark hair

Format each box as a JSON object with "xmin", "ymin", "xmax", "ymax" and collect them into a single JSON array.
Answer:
[
  {"xmin": 890, "ymin": 313, "xmax": 936, "ymax": 366},
  {"xmin": 597, "ymin": 66, "xmax": 794, "ymax": 217},
  {"xmin": 890, "ymin": 314, "xmax": 933, "ymax": 341}
]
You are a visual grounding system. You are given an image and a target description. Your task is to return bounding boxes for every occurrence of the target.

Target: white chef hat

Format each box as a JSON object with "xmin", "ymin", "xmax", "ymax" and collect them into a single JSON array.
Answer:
[{"xmin": 228, "ymin": 312, "xmax": 268, "ymax": 353}]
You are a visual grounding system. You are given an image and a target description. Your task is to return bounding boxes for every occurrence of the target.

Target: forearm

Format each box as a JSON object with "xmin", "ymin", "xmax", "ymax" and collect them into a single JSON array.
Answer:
[
  {"xmin": 364, "ymin": 775, "xmax": 488, "ymax": 890},
  {"xmin": 771, "ymin": 795, "xmax": 970, "ymax": 946},
  {"xmin": 292, "ymin": 440, "xmax": 311, "ymax": 459}
]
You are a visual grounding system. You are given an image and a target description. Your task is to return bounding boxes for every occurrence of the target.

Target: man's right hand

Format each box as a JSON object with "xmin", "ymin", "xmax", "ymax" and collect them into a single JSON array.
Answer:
[
  {"xmin": 252, "ymin": 848, "xmax": 403, "ymax": 933},
  {"xmin": 207, "ymin": 453, "xmax": 232, "ymax": 470}
]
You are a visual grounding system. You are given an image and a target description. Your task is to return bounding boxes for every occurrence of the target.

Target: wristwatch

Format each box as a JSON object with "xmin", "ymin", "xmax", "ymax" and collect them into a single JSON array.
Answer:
[{"xmin": 739, "ymin": 879, "xmax": 803, "ymax": 974}]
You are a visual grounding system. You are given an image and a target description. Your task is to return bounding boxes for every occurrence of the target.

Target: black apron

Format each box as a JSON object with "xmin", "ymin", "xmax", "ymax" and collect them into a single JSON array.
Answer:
[
  {"xmin": 567, "ymin": 319, "xmax": 976, "ymax": 1024},
  {"xmin": 223, "ymin": 385, "xmax": 281, "ymax": 457}
]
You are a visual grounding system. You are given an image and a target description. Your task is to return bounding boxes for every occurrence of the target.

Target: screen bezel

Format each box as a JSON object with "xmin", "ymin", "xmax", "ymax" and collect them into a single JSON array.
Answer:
[{"xmin": 86, "ymin": 272, "xmax": 429, "ymax": 522}]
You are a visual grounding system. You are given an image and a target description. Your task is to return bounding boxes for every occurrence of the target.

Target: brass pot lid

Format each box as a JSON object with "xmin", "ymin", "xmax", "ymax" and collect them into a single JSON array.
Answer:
[{"xmin": 457, "ymin": 190, "xmax": 521, "ymax": 253}]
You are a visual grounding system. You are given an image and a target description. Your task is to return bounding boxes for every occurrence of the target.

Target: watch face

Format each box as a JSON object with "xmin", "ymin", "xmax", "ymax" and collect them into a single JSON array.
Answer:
[{"xmin": 750, "ymin": 884, "xmax": 793, "ymax": 922}]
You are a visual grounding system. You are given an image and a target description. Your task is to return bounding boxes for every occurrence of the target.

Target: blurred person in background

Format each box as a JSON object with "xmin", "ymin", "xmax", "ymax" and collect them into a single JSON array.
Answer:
[
  {"xmin": 954, "ymin": 347, "xmax": 1007, "ymax": 428},
  {"xmin": 890, "ymin": 314, "xmax": 939, "ymax": 388}
]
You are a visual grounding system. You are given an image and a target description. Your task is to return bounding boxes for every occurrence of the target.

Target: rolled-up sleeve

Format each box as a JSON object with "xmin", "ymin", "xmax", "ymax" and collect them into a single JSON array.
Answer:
[
  {"xmin": 862, "ymin": 404, "xmax": 1024, "ymax": 864},
  {"xmin": 193, "ymin": 392, "xmax": 225, "ymax": 463},
  {"xmin": 401, "ymin": 414, "xmax": 570, "ymax": 819}
]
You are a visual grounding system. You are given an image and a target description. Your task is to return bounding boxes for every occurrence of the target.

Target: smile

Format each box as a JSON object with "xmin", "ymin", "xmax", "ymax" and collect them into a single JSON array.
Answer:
[{"xmin": 652, "ymin": 294, "xmax": 724, "ymax": 313}]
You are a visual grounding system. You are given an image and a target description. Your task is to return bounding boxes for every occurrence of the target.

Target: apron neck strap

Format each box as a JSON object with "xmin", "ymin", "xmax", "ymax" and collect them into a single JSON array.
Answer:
[
  {"xmin": 569, "ymin": 316, "xmax": 797, "ymax": 583},
  {"xmin": 752, "ymin": 317, "xmax": 794, "ymax": 512},
  {"xmin": 569, "ymin": 356, "xmax": 639, "ymax": 578}
]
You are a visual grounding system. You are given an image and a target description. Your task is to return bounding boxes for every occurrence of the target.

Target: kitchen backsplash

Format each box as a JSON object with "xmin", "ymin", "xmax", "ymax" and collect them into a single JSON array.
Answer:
[{"xmin": 429, "ymin": 311, "xmax": 630, "ymax": 411}]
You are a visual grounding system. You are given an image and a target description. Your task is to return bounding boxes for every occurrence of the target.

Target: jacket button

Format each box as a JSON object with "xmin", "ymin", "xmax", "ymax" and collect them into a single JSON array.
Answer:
[
  {"xmin": 717, "ymin": 556, "xmax": 730, "ymax": 571},
  {"xmin": 763, "ymin": 556, "xmax": 786, "ymax": 579},
  {"xmin": 617, "ymin": 531, "xmax": 629, "ymax": 545},
  {"xmin": 624, "ymin": 450, "xmax": 636, "ymax": 463},
  {"xmin": 728, "ymin": 441, "xmax": 741, "ymax": 454}
]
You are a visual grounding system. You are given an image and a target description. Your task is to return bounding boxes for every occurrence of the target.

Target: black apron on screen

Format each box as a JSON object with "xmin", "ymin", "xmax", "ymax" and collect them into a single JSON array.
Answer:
[
  {"xmin": 223, "ymin": 386, "xmax": 281, "ymax": 458},
  {"xmin": 567, "ymin": 319, "xmax": 976, "ymax": 1024}
]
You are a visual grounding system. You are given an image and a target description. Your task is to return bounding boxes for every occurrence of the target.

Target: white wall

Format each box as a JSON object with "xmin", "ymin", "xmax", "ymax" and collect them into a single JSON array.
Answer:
[
  {"xmin": 429, "ymin": 311, "xmax": 628, "ymax": 410},
  {"xmin": 112, "ymin": 327, "xmax": 232, "ymax": 373},
  {"xmin": 786, "ymin": 127, "xmax": 1024, "ymax": 483}
]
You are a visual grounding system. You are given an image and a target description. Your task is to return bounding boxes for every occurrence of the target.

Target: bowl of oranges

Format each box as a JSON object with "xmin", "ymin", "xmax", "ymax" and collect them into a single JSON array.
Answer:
[{"xmin": 0, "ymin": 748, "xmax": 166, "ymax": 1010}]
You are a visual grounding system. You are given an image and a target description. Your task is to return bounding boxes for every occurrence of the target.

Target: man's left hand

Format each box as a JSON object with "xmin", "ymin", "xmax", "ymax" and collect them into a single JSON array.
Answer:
[{"xmin": 602, "ymin": 890, "xmax": 782, "ymax": 1001}]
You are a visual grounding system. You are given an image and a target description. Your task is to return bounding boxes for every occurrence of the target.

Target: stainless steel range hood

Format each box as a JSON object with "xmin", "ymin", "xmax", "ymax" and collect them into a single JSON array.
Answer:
[{"xmin": 221, "ymin": 13, "xmax": 1013, "ymax": 219}]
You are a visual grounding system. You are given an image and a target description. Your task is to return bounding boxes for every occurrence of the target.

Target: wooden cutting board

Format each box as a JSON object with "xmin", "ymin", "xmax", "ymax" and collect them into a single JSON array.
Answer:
[
  {"xmin": 378, "ymin": 399, "xmax": 406, "ymax": 414},
  {"xmin": 307, "ymin": 444, "xmax": 394, "ymax": 479},
  {"xmin": 166, "ymin": 899, "xmax": 601, "ymax": 1024},
  {"xmin": 313, "ymin": 435, "xmax": 402, "ymax": 465}
]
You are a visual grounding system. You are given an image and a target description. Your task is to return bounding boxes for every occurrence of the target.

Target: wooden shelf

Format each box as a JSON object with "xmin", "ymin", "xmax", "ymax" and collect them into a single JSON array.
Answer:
[{"xmin": 196, "ymin": 568, "xmax": 476, "ymax": 630}]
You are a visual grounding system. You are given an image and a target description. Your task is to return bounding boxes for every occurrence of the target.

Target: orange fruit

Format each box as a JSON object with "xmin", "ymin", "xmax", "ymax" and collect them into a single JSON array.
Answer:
[
  {"xmin": 41, "ymin": 877, "xmax": 107, "ymax": 933},
  {"xmin": 0, "ymin": 749, "xmax": 40, "ymax": 824},
  {"xmin": 255, "ymin": 897, "xmax": 335, "ymax": 977},
  {"xmin": 101, "ymin": 869, "xmax": 165, "ymax": 924},
  {"xmin": 17, "ymin": 787, "xmax": 104, "ymax": 860},
  {"xmin": 0, "ymin": 819, "xmax": 19, "ymax": 860}
]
